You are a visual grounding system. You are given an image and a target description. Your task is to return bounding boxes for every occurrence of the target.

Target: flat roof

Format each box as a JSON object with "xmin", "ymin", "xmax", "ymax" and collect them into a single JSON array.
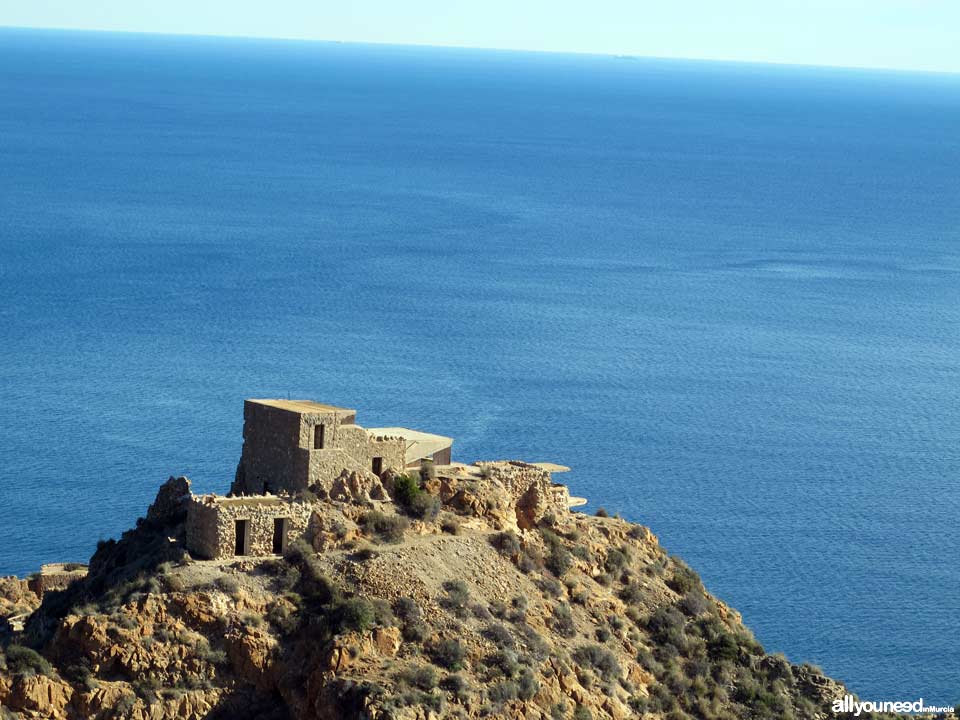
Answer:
[
  {"xmin": 367, "ymin": 426, "xmax": 453, "ymax": 464},
  {"xmin": 246, "ymin": 399, "xmax": 356, "ymax": 416}
]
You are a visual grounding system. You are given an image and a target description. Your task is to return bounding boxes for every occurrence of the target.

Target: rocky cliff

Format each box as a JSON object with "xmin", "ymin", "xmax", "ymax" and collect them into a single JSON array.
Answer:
[{"xmin": 0, "ymin": 470, "xmax": 900, "ymax": 720}]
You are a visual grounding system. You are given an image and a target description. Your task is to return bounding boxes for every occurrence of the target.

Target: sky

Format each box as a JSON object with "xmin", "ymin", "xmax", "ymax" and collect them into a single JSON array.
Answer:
[{"xmin": 1, "ymin": 0, "xmax": 959, "ymax": 74}]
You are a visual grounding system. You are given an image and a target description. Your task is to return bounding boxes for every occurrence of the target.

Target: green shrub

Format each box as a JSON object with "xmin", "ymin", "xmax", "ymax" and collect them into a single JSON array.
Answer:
[
  {"xmin": 647, "ymin": 606, "xmax": 686, "ymax": 640},
  {"xmin": 571, "ymin": 545, "xmax": 592, "ymax": 561},
  {"xmin": 620, "ymin": 581, "xmax": 644, "ymax": 604},
  {"xmin": 678, "ymin": 591, "xmax": 709, "ymax": 616},
  {"xmin": 428, "ymin": 638, "xmax": 466, "ymax": 670},
  {"xmin": 394, "ymin": 596, "xmax": 421, "ymax": 622},
  {"xmin": 573, "ymin": 706, "xmax": 593, "ymax": 720},
  {"xmin": 666, "ymin": 559, "xmax": 702, "ymax": 595},
  {"xmin": 490, "ymin": 531, "xmax": 521, "ymax": 556},
  {"xmin": 360, "ymin": 511, "xmax": 409, "ymax": 544},
  {"xmin": 517, "ymin": 668, "xmax": 539, "ymax": 700},
  {"xmin": 483, "ymin": 649, "xmax": 520, "ymax": 678},
  {"xmin": 518, "ymin": 548, "xmax": 543, "ymax": 574},
  {"xmin": 551, "ymin": 603, "xmax": 577, "ymax": 638},
  {"xmin": 489, "ymin": 599, "xmax": 507, "ymax": 619},
  {"xmin": 482, "ymin": 623, "xmax": 515, "ymax": 650},
  {"xmin": 440, "ymin": 515, "xmax": 460, "ymax": 535},
  {"xmin": 538, "ymin": 576, "xmax": 564, "ymax": 598},
  {"xmin": 351, "ymin": 544, "xmax": 379, "ymax": 561},
  {"xmin": 4, "ymin": 645, "xmax": 53, "ymax": 678},
  {"xmin": 488, "ymin": 680, "xmax": 519, "ymax": 704},
  {"xmin": 707, "ymin": 634, "xmax": 739, "ymax": 663},
  {"xmin": 572, "ymin": 644, "xmax": 621, "ymax": 682},
  {"xmin": 241, "ymin": 612, "xmax": 264, "ymax": 628},
  {"xmin": 508, "ymin": 595, "xmax": 528, "ymax": 623},
  {"xmin": 440, "ymin": 673, "xmax": 471, "ymax": 701},
  {"xmin": 391, "ymin": 475, "xmax": 439, "ymax": 519},
  {"xmin": 333, "ymin": 597, "xmax": 376, "ymax": 633},
  {"xmin": 545, "ymin": 544, "xmax": 573, "ymax": 576},
  {"xmin": 199, "ymin": 646, "xmax": 229, "ymax": 666},
  {"xmin": 215, "ymin": 576, "xmax": 241, "ymax": 597},
  {"xmin": 595, "ymin": 508, "xmax": 609, "ymax": 518},
  {"xmin": 605, "ymin": 548, "xmax": 629, "ymax": 573},
  {"xmin": 403, "ymin": 621, "xmax": 428, "ymax": 643},
  {"xmin": 470, "ymin": 602, "xmax": 493, "ymax": 621},
  {"xmin": 439, "ymin": 580, "xmax": 470, "ymax": 617},
  {"xmin": 407, "ymin": 491, "xmax": 440, "ymax": 520},
  {"xmin": 284, "ymin": 539, "xmax": 339, "ymax": 603},
  {"xmin": 396, "ymin": 664, "xmax": 438, "ymax": 691},
  {"xmin": 392, "ymin": 474, "xmax": 421, "ymax": 505}
]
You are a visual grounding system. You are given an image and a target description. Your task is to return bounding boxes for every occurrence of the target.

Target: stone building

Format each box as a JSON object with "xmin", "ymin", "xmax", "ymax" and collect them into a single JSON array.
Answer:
[
  {"xmin": 186, "ymin": 399, "xmax": 454, "ymax": 560},
  {"xmin": 231, "ymin": 399, "xmax": 453, "ymax": 496},
  {"xmin": 186, "ymin": 494, "xmax": 314, "ymax": 559},
  {"xmin": 183, "ymin": 398, "xmax": 575, "ymax": 561}
]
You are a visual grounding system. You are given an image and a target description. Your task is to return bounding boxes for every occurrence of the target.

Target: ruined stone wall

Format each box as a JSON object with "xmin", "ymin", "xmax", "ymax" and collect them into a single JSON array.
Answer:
[
  {"xmin": 185, "ymin": 496, "xmax": 314, "ymax": 560},
  {"xmin": 185, "ymin": 501, "xmax": 222, "ymax": 560},
  {"xmin": 26, "ymin": 565, "xmax": 88, "ymax": 599}
]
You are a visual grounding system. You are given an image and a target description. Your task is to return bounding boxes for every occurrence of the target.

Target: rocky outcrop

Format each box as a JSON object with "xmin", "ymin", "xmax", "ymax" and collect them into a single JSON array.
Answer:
[
  {"xmin": 0, "ymin": 470, "xmax": 885, "ymax": 720},
  {"xmin": 329, "ymin": 469, "xmax": 391, "ymax": 504}
]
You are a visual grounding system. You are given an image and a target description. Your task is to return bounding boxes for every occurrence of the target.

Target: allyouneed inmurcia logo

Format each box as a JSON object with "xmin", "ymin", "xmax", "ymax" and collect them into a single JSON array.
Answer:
[{"xmin": 832, "ymin": 695, "xmax": 956, "ymax": 716}]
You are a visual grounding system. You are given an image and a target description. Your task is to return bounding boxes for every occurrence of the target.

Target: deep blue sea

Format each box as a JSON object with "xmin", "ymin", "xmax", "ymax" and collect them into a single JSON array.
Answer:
[{"xmin": 1, "ymin": 27, "xmax": 958, "ymax": 703}]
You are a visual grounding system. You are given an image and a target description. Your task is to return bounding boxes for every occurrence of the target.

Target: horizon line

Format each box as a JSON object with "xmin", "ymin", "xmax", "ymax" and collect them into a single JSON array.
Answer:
[{"xmin": 2, "ymin": 23, "xmax": 959, "ymax": 78}]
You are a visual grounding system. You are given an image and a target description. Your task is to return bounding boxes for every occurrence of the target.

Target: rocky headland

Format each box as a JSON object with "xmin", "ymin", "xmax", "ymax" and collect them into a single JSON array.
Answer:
[{"xmin": 0, "ymin": 467, "xmax": 912, "ymax": 720}]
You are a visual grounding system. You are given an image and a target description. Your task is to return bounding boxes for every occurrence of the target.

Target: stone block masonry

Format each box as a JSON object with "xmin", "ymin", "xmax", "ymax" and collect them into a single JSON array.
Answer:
[
  {"xmin": 183, "ymin": 399, "xmax": 571, "ymax": 560},
  {"xmin": 231, "ymin": 399, "xmax": 410, "ymax": 496},
  {"xmin": 186, "ymin": 495, "xmax": 314, "ymax": 560}
]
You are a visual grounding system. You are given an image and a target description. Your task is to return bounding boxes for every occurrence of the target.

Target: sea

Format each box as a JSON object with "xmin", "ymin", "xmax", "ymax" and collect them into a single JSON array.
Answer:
[{"xmin": 0, "ymin": 27, "xmax": 957, "ymax": 703}]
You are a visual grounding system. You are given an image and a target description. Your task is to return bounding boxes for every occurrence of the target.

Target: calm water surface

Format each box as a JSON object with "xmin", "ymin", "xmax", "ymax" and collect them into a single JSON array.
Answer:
[{"xmin": 1, "ymin": 28, "xmax": 958, "ymax": 701}]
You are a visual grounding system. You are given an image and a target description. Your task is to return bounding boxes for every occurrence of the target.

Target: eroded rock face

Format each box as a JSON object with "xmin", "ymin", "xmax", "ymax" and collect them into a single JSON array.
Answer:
[
  {"xmin": 147, "ymin": 476, "xmax": 192, "ymax": 525},
  {"xmin": 2, "ymin": 674, "xmax": 74, "ymax": 718},
  {"xmin": 0, "ymin": 575, "xmax": 40, "ymax": 618}
]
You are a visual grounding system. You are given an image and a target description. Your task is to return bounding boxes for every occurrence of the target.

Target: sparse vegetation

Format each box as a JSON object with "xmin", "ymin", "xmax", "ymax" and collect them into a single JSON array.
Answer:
[
  {"xmin": 490, "ymin": 531, "xmax": 522, "ymax": 556},
  {"xmin": 3, "ymin": 645, "xmax": 53, "ymax": 678},
  {"xmin": 439, "ymin": 580, "xmax": 470, "ymax": 617},
  {"xmin": 0, "ymin": 462, "xmax": 861, "ymax": 720},
  {"xmin": 428, "ymin": 638, "xmax": 466, "ymax": 670},
  {"xmin": 360, "ymin": 511, "xmax": 409, "ymax": 544},
  {"xmin": 391, "ymin": 474, "xmax": 440, "ymax": 520}
]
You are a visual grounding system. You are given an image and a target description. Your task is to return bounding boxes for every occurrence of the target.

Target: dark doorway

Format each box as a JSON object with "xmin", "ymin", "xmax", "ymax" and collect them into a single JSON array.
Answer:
[
  {"xmin": 314, "ymin": 424, "xmax": 325, "ymax": 449},
  {"xmin": 371, "ymin": 457, "xmax": 383, "ymax": 476},
  {"xmin": 272, "ymin": 518, "xmax": 288, "ymax": 555},
  {"xmin": 234, "ymin": 519, "xmax": 250, "ymax": 556}
]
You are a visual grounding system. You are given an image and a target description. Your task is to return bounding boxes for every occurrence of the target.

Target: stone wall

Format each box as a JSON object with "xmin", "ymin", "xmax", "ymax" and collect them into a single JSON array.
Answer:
[
  {"xmin": 233, "ymin": 402, "xmax": 309, "ymax": 494},
  {"xmin": 305, "ymin": 425, "xmax": 405, "ymax": 489},
  {"xmin": 186, "ymin": 495, "xmax": 314, "ymax": 560},
  {"xmin": 233, "ymin": 401, "xmax": 406, "ymax": 496},
  {"xmin": 26, "ymin": 564, "xmax": 88, "ymax": 599}
]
